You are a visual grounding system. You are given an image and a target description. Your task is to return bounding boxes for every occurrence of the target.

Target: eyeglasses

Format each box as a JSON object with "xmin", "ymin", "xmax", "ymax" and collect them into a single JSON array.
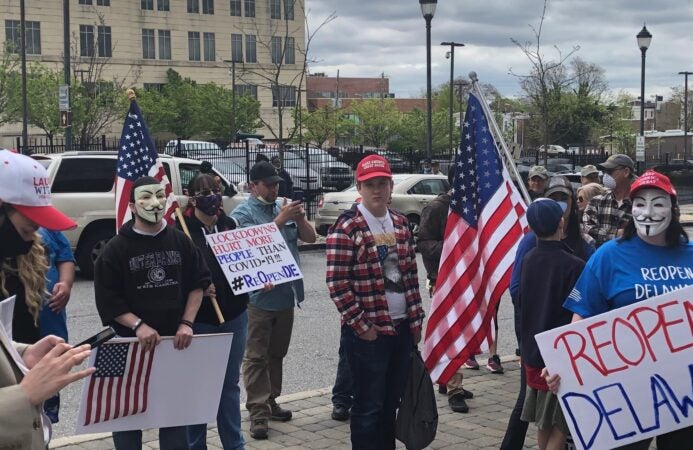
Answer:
[{"xmin": 603, "ymin": 166, "xmax": 624, "ymax": 175}]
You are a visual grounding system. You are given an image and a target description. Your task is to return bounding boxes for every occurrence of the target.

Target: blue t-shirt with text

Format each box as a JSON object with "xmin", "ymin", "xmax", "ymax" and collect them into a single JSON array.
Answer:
[{"xmin": 563, "ymin": 235, "xmax": 693, "ymax": 318}]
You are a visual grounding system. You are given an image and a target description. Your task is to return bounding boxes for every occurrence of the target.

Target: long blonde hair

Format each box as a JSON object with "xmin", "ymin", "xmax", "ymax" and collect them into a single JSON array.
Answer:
[{"xmin": 0, "ymin": 211, "xmax": 49, "ymax": 326}]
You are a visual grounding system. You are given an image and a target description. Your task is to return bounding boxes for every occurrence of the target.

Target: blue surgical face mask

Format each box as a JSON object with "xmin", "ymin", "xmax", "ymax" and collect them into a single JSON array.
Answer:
[{"xmin": 602, "ymin": 173, "xmax": 616, "ymax": 190}]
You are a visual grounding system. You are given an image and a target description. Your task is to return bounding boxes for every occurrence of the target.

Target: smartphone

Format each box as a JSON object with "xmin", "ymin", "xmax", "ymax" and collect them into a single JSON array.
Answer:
[
  {"xmin": 75, "ymin": 327, "xmax": 116, "ymax": 348},
  {"xmin": 292, "ymin": 191, "xmax": 304, "ymax": 203}
]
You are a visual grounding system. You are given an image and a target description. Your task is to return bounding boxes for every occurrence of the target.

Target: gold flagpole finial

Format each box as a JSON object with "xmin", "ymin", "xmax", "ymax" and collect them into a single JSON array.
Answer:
[{"xmin": 126, "ymin": 88, "xmax": 137, "ymax": 102}]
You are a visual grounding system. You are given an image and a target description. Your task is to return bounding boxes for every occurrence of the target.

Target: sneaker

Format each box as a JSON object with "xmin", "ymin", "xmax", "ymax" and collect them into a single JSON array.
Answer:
[
  {"xmin": 448, "ymin": 394, "xmax": 469, "ymax": 413},
  {"xmin": 463, "ymin": 356, "xmax": 480, "ymax": 370},
  {"xmin": 250, "ymin": 419, "xmax": 268, "ymax": 440},
  {"xmin": 438, "ymin": 384, "xmax": 447, "ymax": 394},
  {"xmin": 331, "ymin": 405, "xmax": 350, "ymax": 421},
  {"xmin": 486, "ymin": 354, "xmax": 504, "ymax": 374},
  {"xmin": 461, "ymin": 388, "xmax": 474, "ymax": 399},
  {"xmin": 269, "ymin": 399, "xmax": 293, "ymax": 422}
]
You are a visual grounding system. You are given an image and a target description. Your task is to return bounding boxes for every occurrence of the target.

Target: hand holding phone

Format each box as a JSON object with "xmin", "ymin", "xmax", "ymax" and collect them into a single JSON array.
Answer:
[
  {"xmin": 292, "ymin": 191, "xmax": 304, "ymax": 203},
  {"xmin": 75, "ymin": 327, "xmax": 116, "ymax": 349}
]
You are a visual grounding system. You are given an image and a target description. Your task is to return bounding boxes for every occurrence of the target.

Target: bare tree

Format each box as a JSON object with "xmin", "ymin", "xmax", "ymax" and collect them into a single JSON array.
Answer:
[
  {"xmin": 237, "ymin": 0, "xmax": 335, "ymax": 156},
  {"xmin": 509, "ymin": 0, "xmax": 579, "ymax": 164}
]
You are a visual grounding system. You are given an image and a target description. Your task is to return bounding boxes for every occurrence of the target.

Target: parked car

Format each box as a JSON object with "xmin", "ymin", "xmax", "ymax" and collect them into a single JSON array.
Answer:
[
  {"xmin": 293, "ymin": 146, "xmax": 354, "ymax": 191},
  {"xmin": 653, "ymin": 159, "xmax": 693, "ymax": 173},
  {"xmin": 225, "ymin": 148, "xmax": 321, "ymax": 191},
  {"xmin": 314, "ymin": 174, "xmax": 449, "ymax": 236},
  {"xmin": 539, "ymin": 145, "xmax": 568, "ymax": 155},
  {"xmin": 378, "ymin": 150, "xmax": 410, "ymax": 173},
  {"xmin": 33, "ymin": 151, "xmax": 247, "ymax": 278},
  {"xmin": 163, "ymin": 140, "xmax": 223, "ymax": 158}
]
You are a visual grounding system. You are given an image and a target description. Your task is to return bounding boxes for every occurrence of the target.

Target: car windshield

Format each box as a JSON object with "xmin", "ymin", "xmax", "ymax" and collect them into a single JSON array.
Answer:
[{"xmin": 342, "ymin": 174, "xmax": 415, "ymax": 192}]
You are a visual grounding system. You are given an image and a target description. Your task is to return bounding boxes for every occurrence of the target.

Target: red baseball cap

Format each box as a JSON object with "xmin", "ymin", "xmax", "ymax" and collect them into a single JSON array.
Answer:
[
  {"xmin": 355, "ymin": 155, "xmax": 391, "ymax": 181},
  {"xmin": 630, "ymin": 170, "xmax": 677, "ymax": 199},
  {"xmin": 0, "ymin": 150, "xmax": 77, "ymax": 230}
]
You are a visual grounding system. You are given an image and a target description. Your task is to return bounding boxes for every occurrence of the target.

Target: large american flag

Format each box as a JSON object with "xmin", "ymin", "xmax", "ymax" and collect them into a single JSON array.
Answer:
[
  {"xmin": 84, "ymin": 342, "xmax": 155, "ymax": 425},
  {"xmin": 423, "ymin": 93, "xmax": 527, "ymax": 384},
  {"xmin": 114, "ymin": 100, "xmax": 178, "ymax": 231}
]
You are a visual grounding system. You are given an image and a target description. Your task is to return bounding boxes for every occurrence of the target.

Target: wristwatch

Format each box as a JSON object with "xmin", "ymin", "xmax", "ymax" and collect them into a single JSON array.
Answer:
[{"xmin": 132, "ymin": 318, "xmax": 143, "ymax": 331}]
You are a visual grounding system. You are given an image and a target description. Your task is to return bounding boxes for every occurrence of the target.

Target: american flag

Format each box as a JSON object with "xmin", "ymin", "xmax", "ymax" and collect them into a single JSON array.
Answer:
[
  {"xmin": 422, "ymin": 93, "xmax": 527, "ymax": 384},
  {"xmin": 84, "ymin": 342, "xmax": 155, "ymax": 425},
  {"xmin": 114, "ymin": 100, "xmax": 178, "ymax": 231}
]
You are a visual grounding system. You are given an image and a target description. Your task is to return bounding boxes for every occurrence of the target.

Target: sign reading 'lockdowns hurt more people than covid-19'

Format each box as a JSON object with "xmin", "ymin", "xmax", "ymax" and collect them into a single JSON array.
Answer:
[
  {"xmin": 205, "ymin": 222, "xmax": 303, "ymax": 295},
  {"xmin": 536, "ymin": 285, "xmax": 693, "ymax": 450}
]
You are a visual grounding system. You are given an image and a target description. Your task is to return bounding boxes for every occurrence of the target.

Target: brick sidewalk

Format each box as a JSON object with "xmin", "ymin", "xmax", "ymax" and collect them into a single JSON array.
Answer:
[{"xmin": 52, "ymin": 360, "xmax": 538, "ymax": 450}]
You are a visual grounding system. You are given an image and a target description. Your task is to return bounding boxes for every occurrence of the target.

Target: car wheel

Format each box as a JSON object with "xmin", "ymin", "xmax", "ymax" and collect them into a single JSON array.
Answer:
[
  {"xmin": 76, "ymin": 226, "xmax": 115, "ymax": 279},
  {"xmin": 407, "ymin": 214, "xmax": 421, "ymax": 236}
]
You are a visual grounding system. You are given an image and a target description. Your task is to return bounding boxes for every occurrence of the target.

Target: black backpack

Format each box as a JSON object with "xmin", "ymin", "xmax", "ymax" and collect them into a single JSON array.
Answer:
[{"xmin": 395, "ymin": 349, "xmax": 438, "ymax": 450}]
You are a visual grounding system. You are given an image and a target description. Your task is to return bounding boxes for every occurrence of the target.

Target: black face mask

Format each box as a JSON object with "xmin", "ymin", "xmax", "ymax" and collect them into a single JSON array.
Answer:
[{"xmin": 0, "ymin": 216, "xmax": 34, "ymax": 258}]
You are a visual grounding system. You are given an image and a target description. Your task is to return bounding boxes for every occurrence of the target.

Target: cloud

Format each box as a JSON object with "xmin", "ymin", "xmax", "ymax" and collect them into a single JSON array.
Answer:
[{"xmin": 306, "ymin": 0, "xmax": 693, "ymax": 100}]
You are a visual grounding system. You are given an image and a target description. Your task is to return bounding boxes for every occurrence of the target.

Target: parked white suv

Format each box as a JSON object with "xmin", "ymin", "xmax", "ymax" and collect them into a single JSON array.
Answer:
[{"xmin": 33, "ymin": 151, "xmax": 247, "ymax": 278}]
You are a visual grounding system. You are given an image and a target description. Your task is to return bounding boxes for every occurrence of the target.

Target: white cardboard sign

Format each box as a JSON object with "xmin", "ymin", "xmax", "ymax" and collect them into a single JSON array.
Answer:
[
  {"xmin": 204, "ymin": 222, "xmax": 303, "ymax": 294},
  {"xmin": 535, "ymin": 285, "xmax": 693, "ymax": 450},
  {"xmin": 76, "ymin": 333, "xmax": 232, "ymax": 434}
]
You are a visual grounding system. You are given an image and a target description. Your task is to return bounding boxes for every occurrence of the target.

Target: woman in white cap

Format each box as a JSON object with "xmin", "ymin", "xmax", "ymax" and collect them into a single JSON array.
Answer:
[{"xmin": 546, "ymin": 170, "xmax": 692, "ymax": 449}]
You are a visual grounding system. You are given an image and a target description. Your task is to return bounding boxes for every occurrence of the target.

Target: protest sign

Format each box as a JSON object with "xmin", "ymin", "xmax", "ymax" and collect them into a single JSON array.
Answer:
[
  {"xmin": 205, "ymin": 222, "xmax": 303, "ymax": 294},
  {"xmin": 536, "ymin": 285, "xmax": 693, "ymax": 450},
  {"xmin": 76, "ymin": 333, "xmax": 232, "ymax": 434}
]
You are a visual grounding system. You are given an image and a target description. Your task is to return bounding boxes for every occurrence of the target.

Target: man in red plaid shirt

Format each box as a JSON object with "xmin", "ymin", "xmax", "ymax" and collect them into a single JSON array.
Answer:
[{"xmin": 326, "ymin": 154, "xmax": 424, "ymax": 450}]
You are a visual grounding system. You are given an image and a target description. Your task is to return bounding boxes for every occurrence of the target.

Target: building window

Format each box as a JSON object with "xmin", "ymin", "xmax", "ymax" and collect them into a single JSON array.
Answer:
[
  {"xmin": 203, "ymin": 32, "xmax": 216, "ymax": 61},
  {"xmin": 230, "ymin": 0, "xmax": 241, "ymax": 16},
  {"xmin": 97, "ymin": 26, "xmax": 111, "ymax": 57},
  {"xmin": 187, "ymin": 0, "xmax": 199, "ymax": 13},
  {"xmin": 142, "ymin": 29, "xmax": 156, "ymax": 59},
  {"xmin": 158, "ymin": 30, "xmax": 171, "ymax": 60},
  {"xmin": 79, "ymin": 25, "xmax": 94, "ymax": 57},
  {"xmin": 141, "ymin": 0, "xmax": 154, "ymax": 10},
  {"xmin": 285, "ymin": 36, "xmax": 295, "ymax": 64},
  {"xmin": 202, "ymin": 0, "xmax": 214, "ymax": 14},
  {"xmin": 9, "ymin": 21, "xmax": 42, "ymax": 55},
  {"xmin": 245, "ymin": 34, "xmax": 256, "ymax": 63},
  {"xmin": 144, "ymin": 83, "xmax": 166, "ymax": 92},
  {"xmin": 244, "ymin": 0, "xmax": 255, "ymax": 17},
  {"xmin": 235, "ymin": 84, "xmax": 257, "ymax": 100},
  {"xmin": 78, "ymin": 0, "xmax": 93, "ymax": 4},
  {"xmin": 270, "ymin": 0, "xmax": 281, "ymax": 19},
  {"xmin": 188, "ymin": 31, "xmax": 201, "ymax": 60},
  {"xmin": 97, "ymin": 0, "xmax": 110, "ymax": 5},
  {"xmin": 230, "ymin": 34, "xmax": 243, "ymax": 62},
  {"xmin": 270, "ymin": 36, "xmax": 281, "ymax": 64},
  {"xmin": 284, "ymin": 0, "xmax": 294, "ymax": 20},
  {"xmin": 272, "ymin": 85, "xmax": 296, "ymax": 107},
  {"xmin": 157, "ymin": 0, "xmax": 170, "ymax": 11}
]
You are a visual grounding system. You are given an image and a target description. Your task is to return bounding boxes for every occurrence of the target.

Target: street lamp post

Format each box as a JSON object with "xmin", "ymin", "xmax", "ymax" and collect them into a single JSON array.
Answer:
[
  {"xmin": 636, "ymin": 25, "xmax": 652, "ymax": 172},
  {"xmin": 441, "ymin": 41, "xmax": 464, "ymax": 155},
  {"xmin": 420, "ymin": 0, "xmax": 437, "ymax": 159},
  {"xmin": 63, "ymin": 0, "xmax": 72, "ymax": 151},
  {"xmin": 19, "ymin": 0, "xmax": 29, "ymax": 154},
  {"xmin": 223, "ymin": 59, "xmax": 242, "ymax": 143},
  {"xmin": 679, "ymin": 71, "xmax": 692, "ymax": 161}
]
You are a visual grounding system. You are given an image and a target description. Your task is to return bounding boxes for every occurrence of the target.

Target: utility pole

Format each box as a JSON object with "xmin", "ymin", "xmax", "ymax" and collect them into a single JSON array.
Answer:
[
  {"xmin": 679, "ymin": 71, "xmax": 692, "ymax": 161},
  {"xmin": 19, "ymin": 0, "xmax": 29, "ymax": 154},
  {"xmin": 223, "ymin": 59, "xmax": 242, "ymax": 143},
  {"xmin": 63, "ymin": 0, "xmax": 72, "ymax": 151}
]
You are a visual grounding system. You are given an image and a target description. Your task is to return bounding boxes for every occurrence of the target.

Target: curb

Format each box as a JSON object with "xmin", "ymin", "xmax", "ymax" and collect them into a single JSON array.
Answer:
[{"xmin": 298, "ymin": 242, "xmax": 326, "ymax": 252}]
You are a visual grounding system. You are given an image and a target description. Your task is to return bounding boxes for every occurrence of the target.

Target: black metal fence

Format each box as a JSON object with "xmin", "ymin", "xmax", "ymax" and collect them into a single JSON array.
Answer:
[{"xmin": 16, "ymin": 135, "xmax": 693, "ymax": 208}]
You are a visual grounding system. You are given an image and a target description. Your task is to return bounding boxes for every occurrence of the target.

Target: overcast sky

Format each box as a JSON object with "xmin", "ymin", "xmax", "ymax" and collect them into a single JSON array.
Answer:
[{"xmin": 306, "ymin": 0, "xmax": 693, "ymax": 101}]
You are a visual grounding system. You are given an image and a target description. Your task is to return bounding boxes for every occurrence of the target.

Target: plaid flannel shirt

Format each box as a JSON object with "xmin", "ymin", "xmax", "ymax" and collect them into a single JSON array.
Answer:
[
  {"xmin": 582, "ymin": 191, "xmax": 632, "ymax": 247},
  {"xmin": 326, "ymin": 207, "xmax": 424, "ymax": 336}
]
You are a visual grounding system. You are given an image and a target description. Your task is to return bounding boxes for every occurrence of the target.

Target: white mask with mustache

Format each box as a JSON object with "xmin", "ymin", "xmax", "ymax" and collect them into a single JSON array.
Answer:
[
  {"xmin": 133, "ymin": 184, "xmax": 166, "ymax": 224},
  {"xmin": 632, "ymin": 188, "xmax": 672, "ymax": 237}
]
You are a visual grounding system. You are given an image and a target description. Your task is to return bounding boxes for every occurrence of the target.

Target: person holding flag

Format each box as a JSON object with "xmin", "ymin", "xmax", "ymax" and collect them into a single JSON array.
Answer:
[
  {"xmin": 422, "ymin": 88, "xmax": 527, "ymax": 390},
  {"xmin": 94, "ymin": 94, "xmax": 212, "ymax": 450}
]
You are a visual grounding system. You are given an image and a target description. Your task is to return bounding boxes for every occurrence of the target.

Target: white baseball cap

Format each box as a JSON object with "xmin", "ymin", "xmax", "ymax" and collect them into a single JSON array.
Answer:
[{"xmin": 0, "ymin": 150, "xmax": 76, "ymax": 230}]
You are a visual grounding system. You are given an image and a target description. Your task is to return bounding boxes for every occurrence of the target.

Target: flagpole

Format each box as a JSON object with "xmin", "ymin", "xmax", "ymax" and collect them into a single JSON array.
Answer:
[
  {"xmin": 468, "ymin": 72, "xmax": 532, "ymax": 205},
  {"xmin": 125, "ymin": 89, "xmax": 225, "ymax": 325}
]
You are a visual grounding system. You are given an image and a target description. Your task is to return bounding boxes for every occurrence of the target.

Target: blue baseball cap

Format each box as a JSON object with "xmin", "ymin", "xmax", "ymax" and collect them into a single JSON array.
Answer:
[{"xmin": 526, "ymin": 198, "xmax": 566, "ymax": 237}]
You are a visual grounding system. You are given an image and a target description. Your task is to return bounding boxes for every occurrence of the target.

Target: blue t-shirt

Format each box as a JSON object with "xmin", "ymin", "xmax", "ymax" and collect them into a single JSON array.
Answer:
[
  {"xmin": 39, "ymin": 228, "xmax": 75, "ymax": 340},
  {"xmin": 563, "ymin": 236, "xmax": 693, "ymax": 318}
]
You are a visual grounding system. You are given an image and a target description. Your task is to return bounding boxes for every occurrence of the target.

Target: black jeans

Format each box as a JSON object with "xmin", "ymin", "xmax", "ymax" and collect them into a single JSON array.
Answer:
[
  {"xmin": 500, "ymin": 297, "xmax": 528, "ymax": 450},
  {"xmin": 332, "ymin": 325, "xmax": 354, "ymax": 409},
  {"xmin": 345, "ymin": 322, "xmax": 412, "ymax": 450}
]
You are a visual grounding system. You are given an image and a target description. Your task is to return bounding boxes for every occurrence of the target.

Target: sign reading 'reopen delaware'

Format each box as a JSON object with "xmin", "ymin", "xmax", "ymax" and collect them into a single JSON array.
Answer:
[
  {"xmin": 536, "ymin": 285, "xmax": 692, "ymax": 450},
  {"xmin": 205, "ymin": 222, "xmax": 303, "ymax": 295}
]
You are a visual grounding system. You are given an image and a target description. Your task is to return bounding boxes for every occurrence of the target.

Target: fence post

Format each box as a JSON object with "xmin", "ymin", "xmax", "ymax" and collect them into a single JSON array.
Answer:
[
  {"xmin": 101, "ymin": 134, "xmax": 106, "ymax": 151},
  {"xmin": 304, "ymin": 143, "xmax": 311, "ymax": 219},
  {"xmin": 245, "ymin": 139, "xmax": 250, "ymax": 184}
]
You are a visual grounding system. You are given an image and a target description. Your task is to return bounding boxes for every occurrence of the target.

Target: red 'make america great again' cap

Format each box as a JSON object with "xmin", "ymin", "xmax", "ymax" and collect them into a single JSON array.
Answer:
[
  {"xmin": 630, "ymin": 170, "xmax": 677, "ymax": 200},
  {"xmin": 0, "ymin": 150, "xmax": 77, "ymax": 230},
  {"xmin": 355, "ymin": 155, "xmax": 392, "ymax": 181}
]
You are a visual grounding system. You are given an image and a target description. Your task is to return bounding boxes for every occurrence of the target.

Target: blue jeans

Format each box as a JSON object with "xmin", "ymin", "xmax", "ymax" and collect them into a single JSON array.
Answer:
[
  {"xmin": 331, "ymin": 325, "xmax": 353, "ymax": 409},
  {"xmin": 112, "ymin": 426, "xmax": 188, "ymax": 450},
  {"xmin": 345, "ymin": 322, "xmax": 412, "ymax": 450},
  {"xmin": 187, "ymin": 311, "xmax": 248, "ymax": 450}
]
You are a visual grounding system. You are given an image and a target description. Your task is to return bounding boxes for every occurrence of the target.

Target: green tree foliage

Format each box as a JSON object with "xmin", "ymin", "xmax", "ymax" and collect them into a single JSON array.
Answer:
[
  {"xmin": 10, "ymin": 63, "xmax": 62, "ymax": 140},
  {"xmin": 389, "ymin": 108, "xmax": 449, "ymax": 155},
  {"xmin": 349, "ymin": 98, "xmax": 401, "ymax": 148},
  {"xmin": 0, "ymin": 49, "xmax": 19, "ymax": 126},
  {"xmin": 300, "ymin": 105, "xmax": 350, "ymax": 148},
  {"xmin": 137, "ymin": 69, "xmax": 261, "ymax": 141}
]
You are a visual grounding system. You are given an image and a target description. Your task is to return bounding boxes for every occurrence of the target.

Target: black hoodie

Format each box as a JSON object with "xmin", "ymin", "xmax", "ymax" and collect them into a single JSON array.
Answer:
[
  {"xmin": 178, "ymin": 213, "xmax": 248, "ymax": 324},
  {"xmin": 94, "ymin": 220, "xmax": 211, "ymax": 337}
]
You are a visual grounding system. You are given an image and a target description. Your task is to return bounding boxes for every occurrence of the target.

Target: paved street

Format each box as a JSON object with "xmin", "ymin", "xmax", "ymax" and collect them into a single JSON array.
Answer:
[{"xmin": 52, "ymin": 249, "xmax": 518, "ymax": 440}]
